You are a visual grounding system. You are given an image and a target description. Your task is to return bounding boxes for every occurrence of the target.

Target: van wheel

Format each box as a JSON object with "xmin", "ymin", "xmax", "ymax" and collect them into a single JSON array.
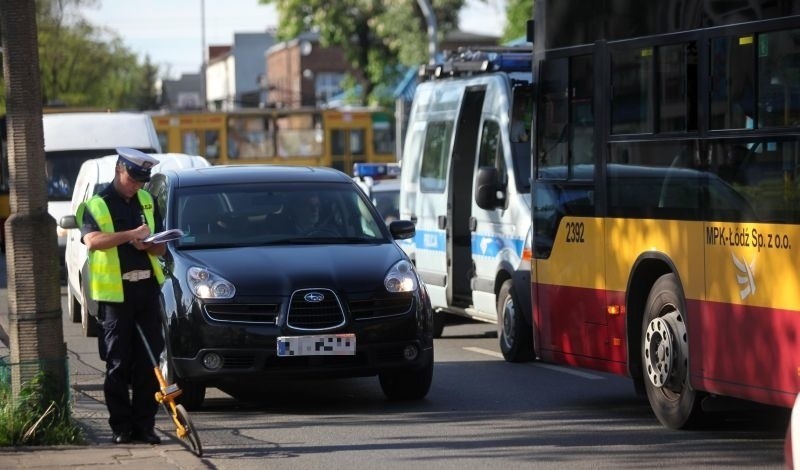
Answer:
[
  {"xmin": 67, "ymin": 289, "xmax": 81, "ymax": 323},
  {"xmin": 641, "ymin": 273, "xmax": 703, "ymax": 429},
  {"xmin": 497, "ymin": 280, "xmax": 533, "ymax": 362}
]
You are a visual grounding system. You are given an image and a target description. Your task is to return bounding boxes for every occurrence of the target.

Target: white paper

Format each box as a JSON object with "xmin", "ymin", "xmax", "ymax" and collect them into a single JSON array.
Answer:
[{"xmin": 143, "ymin": 228, "xmax": 184, "ymax": 244}]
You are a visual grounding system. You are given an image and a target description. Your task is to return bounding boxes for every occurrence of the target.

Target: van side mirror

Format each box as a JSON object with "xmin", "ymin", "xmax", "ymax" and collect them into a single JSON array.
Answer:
[
  {"xmin": 59, "ymin": 215, "xmax": 78, "ymax": 229},
  {"xmin": 475, "ymin": 166, "xmax": 505, "ymax": 210}
]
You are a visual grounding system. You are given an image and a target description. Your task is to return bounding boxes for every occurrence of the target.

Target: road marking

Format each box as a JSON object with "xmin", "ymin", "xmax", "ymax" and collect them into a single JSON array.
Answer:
[
  {"xmin": 463, "ymin": 347, "xmax": 604, "ymax": 380},
  {"xmin": 463, "ymin": 346, "xmax": 504, "ymax": 359}
]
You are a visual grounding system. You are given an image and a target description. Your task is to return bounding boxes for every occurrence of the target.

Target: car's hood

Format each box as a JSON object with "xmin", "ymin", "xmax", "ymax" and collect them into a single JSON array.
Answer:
[{"xmin": 172, "ymin": 243, "xmax": 406, "ymax": 296}]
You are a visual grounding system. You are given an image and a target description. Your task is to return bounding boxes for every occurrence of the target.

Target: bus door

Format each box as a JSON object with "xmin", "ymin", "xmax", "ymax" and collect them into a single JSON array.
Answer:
[{"xmin": 326, "ymin": 111, "xmax": 367, "ymax": 173}]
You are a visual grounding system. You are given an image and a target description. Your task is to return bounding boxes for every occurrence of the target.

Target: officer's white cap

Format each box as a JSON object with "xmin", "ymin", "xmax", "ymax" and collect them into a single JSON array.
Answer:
[{"xmin": 116, "ymin": 147, "xmax": 159, "ymax": 182}]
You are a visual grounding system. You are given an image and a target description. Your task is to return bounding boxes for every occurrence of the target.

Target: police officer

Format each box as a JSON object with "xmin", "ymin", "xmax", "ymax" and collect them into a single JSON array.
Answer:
[{"xmin": 78, "ymin": 148, "xmax": 166, "ymax": 445}]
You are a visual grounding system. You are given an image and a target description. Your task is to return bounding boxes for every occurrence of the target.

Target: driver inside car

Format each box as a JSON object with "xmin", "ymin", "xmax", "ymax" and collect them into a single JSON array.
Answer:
[{"xmin": 289, "ymin": 194, "xmax": 322, "ymax": 234}]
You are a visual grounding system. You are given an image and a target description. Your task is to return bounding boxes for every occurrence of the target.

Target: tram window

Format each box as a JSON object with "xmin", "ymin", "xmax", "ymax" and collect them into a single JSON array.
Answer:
[
  {"xmin": 204, "ymin": 130, "xmax": 220, "ymax": 160},
  {"xmin": 611, "ymin": 46, "xmax": 654, "ymax": 134},
  {"xmin": 710, "ymin": 35, "xmax": 756, "ymax": 130},
  {"xmin": 758, "ymin": 28, "xmax": 800, "ymax": 128}
]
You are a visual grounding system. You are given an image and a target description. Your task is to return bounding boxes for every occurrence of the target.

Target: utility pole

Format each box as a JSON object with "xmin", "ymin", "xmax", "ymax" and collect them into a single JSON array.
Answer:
[
  {"xmin": 416, "ymin": 0, "xmax": 439, "ymax": 65},
  {"xmin": 200, "ymin": 0, "xmax": 207, "ymax": 110}
]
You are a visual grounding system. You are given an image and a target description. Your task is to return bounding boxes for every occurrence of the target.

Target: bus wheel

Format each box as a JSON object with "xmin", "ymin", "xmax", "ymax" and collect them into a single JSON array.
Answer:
[
  {"xmin": 497, "ymin": 280, "xmax": 533, "ymax": 363},
  {"xmin": 641, "ymin": 273, "xmax": 702, "ymax": 429}
]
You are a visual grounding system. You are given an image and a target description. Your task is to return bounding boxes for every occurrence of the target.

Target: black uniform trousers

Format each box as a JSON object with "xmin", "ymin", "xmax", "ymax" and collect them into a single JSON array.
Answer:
[{"xmin": 98, "ymin": 278, "xmax": 164, "ymax": 434}]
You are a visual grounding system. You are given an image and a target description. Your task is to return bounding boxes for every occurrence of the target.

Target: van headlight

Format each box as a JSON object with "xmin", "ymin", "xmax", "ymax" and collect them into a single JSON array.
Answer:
[
  {"xmin": 187, "ymin": 266, "xmax": 235, "ymax": 299},
  {"xmin": 384, "ymin": 260, "xmax": 418, "ymax": 293}
]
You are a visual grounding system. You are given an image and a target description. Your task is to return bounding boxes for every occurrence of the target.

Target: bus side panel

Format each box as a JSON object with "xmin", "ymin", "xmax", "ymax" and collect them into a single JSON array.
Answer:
[
  {"xmin": 698, "ymin": 221, "xmax": 800, "ymax": 408},
  {"xmin": 534, "ymin": 216, "xmax": 611, "ymax": 361},
  {"xmin": 689, "ymin": 299, "xmax": 799, "ymax": 408}
]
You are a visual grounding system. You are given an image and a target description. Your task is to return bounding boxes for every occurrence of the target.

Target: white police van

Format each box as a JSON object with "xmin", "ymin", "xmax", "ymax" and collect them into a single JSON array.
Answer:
[
  {"xmin": 399, "ymin": 47, "xmax": 534, "ymax": 361},
  {"xmin": 59, "ymin": 152, "xmax": 210, "ymax": 337},
  {"xmin": 352, "ymin": 162, "xmax": 401, "ymax": 224},
  {"xmin": 45, "ymin": 112, "xmax": 162, "ymax": 275}
]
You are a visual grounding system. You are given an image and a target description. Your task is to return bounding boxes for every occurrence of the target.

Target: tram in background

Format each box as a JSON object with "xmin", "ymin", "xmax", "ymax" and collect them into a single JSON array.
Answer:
[{"xmin": 150, "ymin": 107, "xmax": 396, "ymax": 174}]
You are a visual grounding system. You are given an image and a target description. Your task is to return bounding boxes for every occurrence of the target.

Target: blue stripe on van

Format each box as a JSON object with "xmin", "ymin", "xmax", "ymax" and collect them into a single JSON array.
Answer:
[{"xmin": 412, "ymin": 229, "xmax": 523, "ymax": 257}]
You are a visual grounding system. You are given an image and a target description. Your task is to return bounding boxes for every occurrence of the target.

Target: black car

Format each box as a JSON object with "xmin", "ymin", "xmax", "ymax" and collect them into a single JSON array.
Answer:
[{"xmin": 146, "ymin": 165, "xmax": 434, "ymax": 409}]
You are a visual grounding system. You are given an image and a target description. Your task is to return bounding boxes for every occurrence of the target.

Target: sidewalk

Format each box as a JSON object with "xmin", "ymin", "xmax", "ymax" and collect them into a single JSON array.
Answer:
[{"xmin": 0, "ymin": 259, "xmax": 205, "ymax": 468}]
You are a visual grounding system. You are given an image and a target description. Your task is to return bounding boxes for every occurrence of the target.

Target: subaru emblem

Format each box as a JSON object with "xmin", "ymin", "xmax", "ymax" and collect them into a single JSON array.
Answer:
[{"xmin": 304, "ymin": 292, "xmax": 324, "ymax": 303}]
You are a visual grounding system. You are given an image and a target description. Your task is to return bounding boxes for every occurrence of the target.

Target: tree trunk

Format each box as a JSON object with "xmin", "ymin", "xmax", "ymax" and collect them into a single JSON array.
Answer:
[{"xmin": 0, "ymin": 0, "xmax": 67, "ymax": 398}]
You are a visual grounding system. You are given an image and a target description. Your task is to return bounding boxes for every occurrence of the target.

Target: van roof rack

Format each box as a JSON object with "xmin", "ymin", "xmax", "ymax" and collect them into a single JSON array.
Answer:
[{"xmin": 418, "ymin": 46, "xmax": 532, "ymax": 81}]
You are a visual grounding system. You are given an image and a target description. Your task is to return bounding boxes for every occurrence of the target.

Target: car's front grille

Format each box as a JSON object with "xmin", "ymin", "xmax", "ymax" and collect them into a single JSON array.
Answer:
[
  {"xmin": 349, "ymin": 293, "xmax": 413, "ymax": 320},
  {"xmin": 287, "ymin": 288, "xmax": 345, "ymax": 330},
  {"xmin": 205, "ymin": 304, "xmax": 279, "ymax": 324}
]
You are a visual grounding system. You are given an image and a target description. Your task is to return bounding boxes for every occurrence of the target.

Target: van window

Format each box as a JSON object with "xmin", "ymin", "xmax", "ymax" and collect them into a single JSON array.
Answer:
[
  {"xmin": 420, "ymin": 121, "xmax": 453, "ymax": 192},
  {"xmin": 478, "ymin": 120, "xmax": 506, "ymax": 177}
]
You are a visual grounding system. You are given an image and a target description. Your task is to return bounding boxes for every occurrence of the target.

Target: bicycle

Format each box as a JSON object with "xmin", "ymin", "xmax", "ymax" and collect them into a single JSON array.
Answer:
[{"xmin": 135, "ymin": 324, "xmax": 203, "ymax": 456}]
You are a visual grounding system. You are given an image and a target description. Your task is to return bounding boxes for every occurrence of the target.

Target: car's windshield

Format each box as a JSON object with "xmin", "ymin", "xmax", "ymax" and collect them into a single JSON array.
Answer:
[{"xmin": 173, "ymin": 182, "xmax": 388, "ymax": 248}]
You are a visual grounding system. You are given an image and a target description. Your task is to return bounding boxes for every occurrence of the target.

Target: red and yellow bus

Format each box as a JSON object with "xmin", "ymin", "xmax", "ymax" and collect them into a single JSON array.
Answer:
[
  {"xmin": 530, "ymin": 0, "xmax": 800, "ymax": 428},
  {"xmin": 150, "ymin": 107, "xmax": 396, "ymax": 174}
]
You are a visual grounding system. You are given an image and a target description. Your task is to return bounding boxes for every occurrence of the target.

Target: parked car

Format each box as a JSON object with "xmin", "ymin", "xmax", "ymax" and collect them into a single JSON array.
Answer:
[
  {"xmin": 59, "ymin": 153, "xmax": 211, "ymax": 337},
  {"xmin": 145, "ymin": 165, "xmax": 434, "ymax": 409}
]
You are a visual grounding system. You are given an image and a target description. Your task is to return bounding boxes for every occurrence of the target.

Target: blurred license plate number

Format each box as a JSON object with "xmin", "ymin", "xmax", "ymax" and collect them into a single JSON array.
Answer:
[{"xmin": 277, "ymin": 334, "xmax": 356, "ymax": 357}]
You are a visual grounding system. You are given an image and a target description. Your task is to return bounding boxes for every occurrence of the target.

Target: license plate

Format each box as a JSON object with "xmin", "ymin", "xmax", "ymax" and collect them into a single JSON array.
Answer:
[{"xmin": 277, "ymin": 334, "xmax": 356, "ymax": 357}]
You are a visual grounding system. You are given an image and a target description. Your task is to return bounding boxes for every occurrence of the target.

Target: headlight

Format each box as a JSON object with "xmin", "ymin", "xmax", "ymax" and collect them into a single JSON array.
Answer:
[
  {"xmin": 187, "ymin": 266, "xmax": 235, "ymax": 299},
  {"xmin": 384, "ymin": 260, "xmax": 418, "ymax": 293}
]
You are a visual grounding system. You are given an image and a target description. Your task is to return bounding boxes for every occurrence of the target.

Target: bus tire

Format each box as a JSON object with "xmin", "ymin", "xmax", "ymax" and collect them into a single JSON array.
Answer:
[
  {"xmin": 641, "ymin": 273, "xmax": 702, "ymax": 429},
  {"xmin": 497, "ymin": 280, "xmax": 533, "ymax": 363}
]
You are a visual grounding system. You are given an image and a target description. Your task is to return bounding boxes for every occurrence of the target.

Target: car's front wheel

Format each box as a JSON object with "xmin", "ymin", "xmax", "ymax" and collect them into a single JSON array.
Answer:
[{"xmin": 378, "ymin": 352, "xmax": 433, "ymax": 400}]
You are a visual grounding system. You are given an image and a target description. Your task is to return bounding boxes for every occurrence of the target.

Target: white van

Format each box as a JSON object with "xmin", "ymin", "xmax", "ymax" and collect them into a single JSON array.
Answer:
[
  {"xmin": 399, "ymin": 48, "xmax": 535, "ymax": 361},
  {"xmin": 43, "ymin": 112, "xmax": 161, "ymax": 273},
  {"xmin": 60, "ymin": 153, "xmax": 210, "ymax": 336}
]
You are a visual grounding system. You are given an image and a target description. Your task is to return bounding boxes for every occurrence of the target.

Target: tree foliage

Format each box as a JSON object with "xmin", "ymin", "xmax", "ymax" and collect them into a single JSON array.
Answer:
[
  {"xmin": 503, "ymin": 0, "xmax": 534, "ymax": 43},
  {"xmin": 260, "ymin": 0, "xmax": 464, "ymax": 106},
  {"xmin": 0, "ymin": 0, "xmax": 159, "ymax": 113}
]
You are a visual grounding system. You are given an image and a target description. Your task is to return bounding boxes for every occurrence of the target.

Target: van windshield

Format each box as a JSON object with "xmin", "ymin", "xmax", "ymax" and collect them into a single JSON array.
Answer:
[{"xmin": 46, "ymin": 148, "xmax": 156, "ymax": 201}]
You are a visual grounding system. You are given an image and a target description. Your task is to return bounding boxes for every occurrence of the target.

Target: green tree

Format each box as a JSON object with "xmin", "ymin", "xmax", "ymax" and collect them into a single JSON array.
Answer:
[
  {"xmin": 260, "ymin": 0, "xmax": 463, "ymax": 106},
  {"xmin": 503, "ymin": 0, "xmax": 534, "ymax": 43},
  {"xmin": 0, "ymin": 0, "xmax": 159, "ymax": 113}
]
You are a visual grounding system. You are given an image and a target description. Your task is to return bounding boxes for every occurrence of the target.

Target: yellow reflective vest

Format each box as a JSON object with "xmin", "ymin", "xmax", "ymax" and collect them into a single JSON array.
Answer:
[{"xmin": 77, "ymin": 190, "xmax": 165, "ymax": 302}]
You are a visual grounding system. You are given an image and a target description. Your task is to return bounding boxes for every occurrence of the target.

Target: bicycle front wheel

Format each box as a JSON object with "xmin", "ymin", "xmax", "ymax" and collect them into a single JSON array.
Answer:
[{"xmin": 175, "ymin": 404, "xmax": 203, "ymax": 457}]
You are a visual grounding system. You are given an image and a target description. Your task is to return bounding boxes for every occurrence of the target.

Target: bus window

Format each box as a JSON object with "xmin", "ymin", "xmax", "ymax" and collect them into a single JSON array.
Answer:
[
  {"xmin": 537, "ymin": 57, "xmax": 569, "ymax": 178},
  {"xmin": 710, "ymin": 34, "xmax": 756, "ymax": 130},
  {"xmin": 709, "ymin": 139, "xmax": 800, "ymax": 222},
  {"xmin": 659, "ymin": 43, "xmax": 697, "ymax": 132},
  {"xmin": 758, "ymin": 28, "xmax": 800, "ymax": 128},
  {"xmin": 611, "ymin": 46, "xmax": 654, "ymax": 134}
]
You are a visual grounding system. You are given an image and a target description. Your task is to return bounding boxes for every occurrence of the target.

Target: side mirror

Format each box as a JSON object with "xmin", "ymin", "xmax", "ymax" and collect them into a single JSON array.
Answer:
[
  {"xmin": 475, "ymin": 166, "xmax": 505, "ymax": 210},
  {"xmin": 389, "ymin": 220, "xmax": 415, "ymax": 240},
  {"xmin": 59, "ymin": 215, "xmax": 78, "ymax": 229}
]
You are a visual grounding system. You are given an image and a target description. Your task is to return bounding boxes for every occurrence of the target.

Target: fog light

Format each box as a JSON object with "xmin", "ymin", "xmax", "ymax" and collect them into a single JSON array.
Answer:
[
  {"xmin": 402, "ymin": 344, "xmax": 419, "ymax": 361},
  {"xmin": 202, "ymin": 352, "xmax": 223, "ymax": 370}
]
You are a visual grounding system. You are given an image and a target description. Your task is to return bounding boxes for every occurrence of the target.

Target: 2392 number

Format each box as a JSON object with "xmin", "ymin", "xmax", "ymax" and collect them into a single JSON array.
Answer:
[{"xmin": 565, "ymin": 221, "xmax": 585, "ymax": 243}]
